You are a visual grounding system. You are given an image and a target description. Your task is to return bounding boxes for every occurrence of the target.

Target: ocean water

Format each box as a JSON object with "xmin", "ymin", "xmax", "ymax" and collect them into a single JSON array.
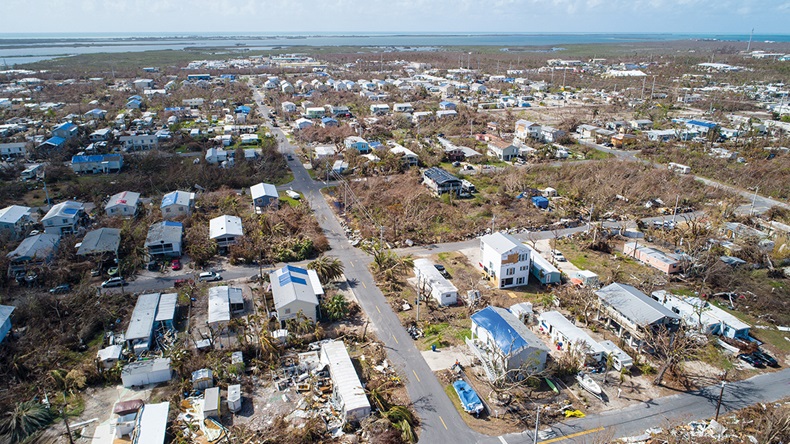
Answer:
[{"xmin": 0, "ymin": 32, "xmax": 788, "ymax": 65}]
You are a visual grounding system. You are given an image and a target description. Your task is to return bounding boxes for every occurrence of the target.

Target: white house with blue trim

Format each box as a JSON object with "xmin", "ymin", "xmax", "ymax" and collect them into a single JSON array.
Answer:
[{"xmin": 344, "ymin": 136, "xmax": 370, "ymax": 154}]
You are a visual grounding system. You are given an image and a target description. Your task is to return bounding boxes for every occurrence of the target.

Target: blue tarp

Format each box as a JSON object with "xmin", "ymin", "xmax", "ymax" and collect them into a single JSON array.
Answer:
[
  {"xmin": 470, "ymin": 307, "xmax": 526, "ymax": 356},
  {"xmin": 43, "ymin": 136, "xmax": 66, "ymax": 147},
  {"xmin": 452, "ymin": 380, "xmax": 484, "ymax": 414},
  {"xmin": 532, "ymin": 196, "xmax": 549, "ymax": 209}
]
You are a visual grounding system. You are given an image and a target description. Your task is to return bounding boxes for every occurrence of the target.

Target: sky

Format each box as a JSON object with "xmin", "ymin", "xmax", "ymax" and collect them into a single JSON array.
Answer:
[{"xmin": 3, "ymin": 0, "xmax": 789, "ymax": 35}]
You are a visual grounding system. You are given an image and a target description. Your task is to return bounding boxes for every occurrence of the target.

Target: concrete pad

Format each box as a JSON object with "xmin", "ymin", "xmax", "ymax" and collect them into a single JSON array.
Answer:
[{"xmin": 420, "ymin": 345, "xmax": 475, "ymax": 372}]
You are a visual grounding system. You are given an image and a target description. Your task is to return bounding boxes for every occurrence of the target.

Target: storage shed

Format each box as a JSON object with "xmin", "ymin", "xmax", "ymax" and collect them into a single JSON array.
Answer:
[
  {"xmin": 203, "ymin": 387, "xmax": 221, "ymax": 419},
  {"xmin": 228, "ymin": 384, "xmax": 242, "ymax": 413},
  {"xmin": 530, "ymin": 253, "xmax": 561, "ymax": 285}
]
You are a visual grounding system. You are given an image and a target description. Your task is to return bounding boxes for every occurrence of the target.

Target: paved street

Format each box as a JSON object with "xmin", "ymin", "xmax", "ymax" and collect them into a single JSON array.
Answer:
[{"xmin": 251, "ymin": 87, "xmax": 483, "ymax": 443}]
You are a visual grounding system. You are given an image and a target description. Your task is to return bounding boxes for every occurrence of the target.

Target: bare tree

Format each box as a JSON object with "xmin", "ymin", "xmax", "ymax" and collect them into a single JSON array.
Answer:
[{"xmin": 643, "ymin": 325, "xmax": 702, "ymax": 386}]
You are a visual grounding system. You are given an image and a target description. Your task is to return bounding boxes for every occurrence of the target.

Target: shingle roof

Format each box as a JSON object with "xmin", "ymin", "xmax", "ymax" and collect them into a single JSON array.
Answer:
[
  {"xmin": 145, "ymin": 221, "xmax": 183, "ymax": 245},
  {"xmin": 106, "ymin": 191, "xmax": 140, "ymax": 209},
  {"xmin": 6, "ymin": 233, "xmax": 60, "ymax": 262},
  {"xmin": 77, "ymin": 228, "xmax": 121, "ymax": 255},
  {"xmin": 423, "ymin": 167, "xmax": 460, "ymax": 185}
]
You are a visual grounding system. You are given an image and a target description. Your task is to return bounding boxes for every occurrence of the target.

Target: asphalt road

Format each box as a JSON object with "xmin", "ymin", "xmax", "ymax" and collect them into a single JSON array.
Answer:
[
  {"xmin": 251, "ymin": 87, "xmax": 482, "ymax": 443},
  {"xmin": 481, "ymin": 367, "xmax": 790, "ymax": 444}
]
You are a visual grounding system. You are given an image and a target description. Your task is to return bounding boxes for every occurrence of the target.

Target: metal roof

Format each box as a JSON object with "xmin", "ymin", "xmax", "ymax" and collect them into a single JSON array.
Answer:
[
  {"xmin": 136, "ymin": 402, "xmax": 170, "ymax": 444},
  {"xmin": 595, "ymin": 283, "xmax": 680, "ymax": 327},
  {"xmin": 155, "ymin": 293, "xmax": 177, "ymax": 323},
  {"xmin": 270, "ymin": 265, "xmax": 320, "ymax": 310},
  {"xmin": 320, "ymin": 340, "xmax": 370, "ymax": 419},
  {"xmin": 250, "ymin": 182, "xmax": 278, "ymax": 201},
  {"xmin": 6, "ymin": 233, "xmax": 60, "ymax": 262},
  {"xmin": 423, "ymin": 167, "xmax": 460, "ymax": 185},
  {"xmin": 530, "ymin": 252, "xmax": 560, "ymax": 275},
  {"xmin": 106, "ymin": 191, "xmax": 140, "ymax": 209},
  {"xmin": 42, "ymin": 201, "xmax": 83, "ymax": 222},
  {"xmin": 471, "ymin": 306, "xmax": 548, "ymax": 356},
  {"xmin": 208, "ymin": 286, "xmax": 242, "ymax": 324},
  {"xmin": 209, "ymin": 215, "xmax": 243, "ymax": 239},
  {"xmin": 0, "ymin": 305, "xmax": 14, "ymax": 329},
  {"xmin": 480, "ymin": 232, "xmax": 527, "ymax": 256},
  {"xmin": 77, "ymin": 228, "xmax": 121, "ymax": 255},
  {"xmin": 121, "ymin": 358, "xmax": 171, "ymax": 376},
  {"xmin": 414, "ymin": 258, "xmax": 457, "ymax": 295},
  {"xmin": 0, "ymin": 205, "xmax": 31, "ymax": 224},
  {"xmin": 160, "ymin": 190, "xmax": 193, "ymax": 208},
  {"xmin": 538, "ymin": 311, "xmax": 606, "ymax": 354},
  {"xmin": 125, "ymin": 293, "xmax": 161, "ymax": 341}
]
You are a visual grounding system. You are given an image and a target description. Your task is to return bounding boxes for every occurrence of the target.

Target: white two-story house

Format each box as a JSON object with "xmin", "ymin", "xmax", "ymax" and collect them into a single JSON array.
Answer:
[
  {"xmin": 480, "ymin": 232, "xmax": 532, "ymax": 288},
  {"xmin": 41, "ymin": 201, "xmax": 85, "ymax": 236}
]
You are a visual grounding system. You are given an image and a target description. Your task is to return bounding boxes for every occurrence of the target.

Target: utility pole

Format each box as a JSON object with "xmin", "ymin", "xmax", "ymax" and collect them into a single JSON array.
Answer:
[
  {"xmin": 650, "ymin": 76, "xmax": 656, "ymax": 100},
  {"xmin": 749, "ymin": 186, "xmax": 759, "ymax": 215},
  {"xmin": 746, "ymin": 28, "xmax": 754, "ymax": 52},
  {"xmin": 62, "ymin": 392, "xmax": 75, "ymax": 444},
  {"xmin": 562, "ymin": 68, "xmax": 566, "ymax": 90},
  {"xmin": 587, "ymin": 204, "xmax": 594, "ymax": 232},
  {"xmin": 715, "ymin": 380, "xmax": 727, "ymax": 421},
  {"xmin": 533, "ymin": 405, "xmax": 541, "ymax": 444},
  {"xmin": 641, "ymin": 76, "xmax": 646, "ymax": 100},
  {"xmin": 491, "ymin": 215, "xmax": 496, "ymax": 233},
  {"xmin": 672, "ymin": 195, "xmax": 680, "ymax": 223}
]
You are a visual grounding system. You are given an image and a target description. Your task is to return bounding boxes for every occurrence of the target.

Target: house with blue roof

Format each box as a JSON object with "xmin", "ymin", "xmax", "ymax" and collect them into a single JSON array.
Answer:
[
  {"xmin": 685, "ymin": 119, "xmax": 719, "ymax": 135},
  {"xmin": 439, "ymin": 101, "xmax": 456, "ymax": 110},
  {"xmin": 71, "ymin": 154, "xmax": 123, "ymax": 174},
  {"xmin": 37, "ymin": 136, "xmax": 66, "ymax": 151},
  {"xmin": 320, "ymin": 117, "xmax": 338, "ymax": 128},
  {"xmin": 126, "ymin": 99, "xmax": 142, "ymax": 110},
  {"xmin": 270, "ymin": 265, "xmax": 324, "ymax": 325},
  {"xmin": 235, "ymin": 105, "xmax": 251, "ymax": 114},
  {"xmin": 160, "ymin": 191, "xmax": 195, "ymax": 219},
  {"xmin": 468, "ymin": 306, "xmax": 549, "ymax": 381},
  {"xmin": 52, "ymin": 122, "xmax": 78, "ymax": 140}
]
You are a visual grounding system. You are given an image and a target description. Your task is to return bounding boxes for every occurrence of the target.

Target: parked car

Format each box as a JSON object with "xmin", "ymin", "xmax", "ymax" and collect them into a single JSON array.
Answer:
[
  {"xmin": 49, "ymin": 284, "xmax": 70, "ymax": 294},
  {"xmin": 286, "ymin": 190, "xmax": 300, "ymax": 200},
  {"xmin": 552, "ymin": 250, "xmax": 566, "ymax": 262},
  {"xmin": 286, "ymin": 154, "xmax": 294, "ymax": 161},
  {"xmin": 737, "ymin": 353, "xmax": 765, "ymax": 368},
  {"xmin": 752, "ymin": 350, "xmax": 779, "ymax": 368},
  {"xmin": 198, "ymin": 271, "xmax": 222, "ymax": 282},
  {"xmin": 171, "ymin": 258, "xmax": 182, "ymax": 271},
  {"xmin": 433, "ymin": 264, "xmax": 450, "ymax": 278},
  {"xmin": 101, "ymin": 277, "xmax": 126, "ymax": 288}
]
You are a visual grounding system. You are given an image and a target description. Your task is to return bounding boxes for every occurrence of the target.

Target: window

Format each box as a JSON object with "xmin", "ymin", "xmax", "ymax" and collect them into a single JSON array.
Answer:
[
  {"xmin": 519, "ymin": 265, "xmax": 527, "ymax": 271},
  {"xmin": 519, "ymin": 253, "xmax": 529, "ymax": 262},
  {"xmin": 517, "ymin": 277, "xmax": 525, "ymax": 285},
  {"xmin": 62, "ymin": 218, "xmax": 68, "ymax": 224},
  {"xmin": 165, "ymin": 208, "xmax": 171, "ymax": 213},
  {"xmin": 506, "ymin": 268, "xmax": 515, "ymax": 276},
  {"xmin": 285, "ymin": 308, "xmax": 291, "ymax": 314}
]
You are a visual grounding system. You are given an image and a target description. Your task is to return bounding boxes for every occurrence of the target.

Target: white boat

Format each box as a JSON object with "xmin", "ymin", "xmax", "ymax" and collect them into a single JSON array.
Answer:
[{"xmin": 576, "ymin": 372, "xmax": 602, "ymax": 396}]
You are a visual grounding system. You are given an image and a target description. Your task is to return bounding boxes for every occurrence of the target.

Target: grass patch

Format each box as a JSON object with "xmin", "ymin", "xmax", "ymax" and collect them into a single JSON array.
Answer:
[
  {"xmin": 444, "ymin": 383, "xmax": 465, "ymax": 415},
  {"xmin": 278, "ymin": 192, "xmax": 302, "ymax": 207},
  {"xmin": 710, "ymin": 301, "xmax": 790, "ymax": 354}
]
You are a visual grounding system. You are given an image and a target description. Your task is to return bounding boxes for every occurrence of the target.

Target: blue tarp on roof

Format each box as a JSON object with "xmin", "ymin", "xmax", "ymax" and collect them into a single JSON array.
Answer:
[
  {"xmin": 162, "ymin": 221, "xmax": 182, "ymax": 228},
  {"xmin": 72, "ymin": 154, "xmax": 117, "ymax": 163},
  {"xmin": 160, "ymin": 191, "xmax": 185, "ymax": 208},
  {"xmin": 54, "ymin": 122, "xmax": 76, "ymax": 131},
  {"xmin": 278, "ymin": 265, "xmax": 309, "ymax": 286},
  {"xmin": 470, "ymin": 306, "xmax": 527, "ymax": 356},
  {"xmin": 43, "ymin": 136, "xmax": 66, "ymax": 147},
  {"xmin": 235, "ymin": 106, "xmax": 251, "ymax": 114},
  {"xmin": 686, "ymin": 120, "xmax": 717, "ymax": 128},
  {"xmin": 321, "ymin": 117, "xmax": 337, "ymax": 124}
]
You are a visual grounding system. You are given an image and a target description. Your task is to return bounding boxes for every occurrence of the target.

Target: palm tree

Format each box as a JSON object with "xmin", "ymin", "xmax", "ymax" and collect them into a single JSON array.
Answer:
[
  {"xmin": 322, "ymin": 294, "xmax": 349, "ymax": 321},
  {"xmin": 307, "ymin": 256, "xmax": 345, "ymax": 284},
  {"xmin": 0, "ymin": 400, "xmax": 55, "ymax": 444}
]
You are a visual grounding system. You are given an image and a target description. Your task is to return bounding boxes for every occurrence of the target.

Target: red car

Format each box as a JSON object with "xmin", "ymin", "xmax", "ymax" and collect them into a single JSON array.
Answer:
[{"xmin": 171, "ymin": 259, "xmax": 182, "ymax": 271}]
